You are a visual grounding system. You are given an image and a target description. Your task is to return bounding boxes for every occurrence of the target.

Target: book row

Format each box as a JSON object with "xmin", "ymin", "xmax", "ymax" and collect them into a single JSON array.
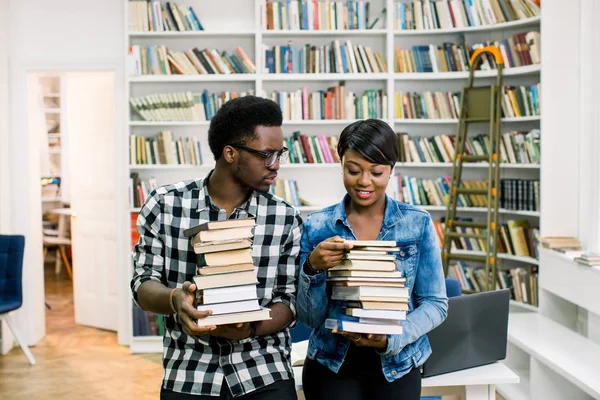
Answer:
[
  {"xmin": 395, "ymin": 31, "xmax": 539, "ymax": 73},
  {"xmin": 448, "ymin": 263, "xmax": 538, "ymax": 306},
  {"xmin": 265, "ymin": 0, "xmax": 383, "ymax": 31},
  {"xmin": 128, "ymin": 0, "xmax": 204, "ymax": 32},
  {"xmin": 394, "ymin": 0, "xmax": 540, "ymax": 31},
  {"xmin": 129, "ymin": 132, "xmax": 204, "ymax": 166},
  {"xmin": 394, "ymin": 84, "xmax": 540, "ymax": 119},
  {"xmin": 396, "ymin": 129, "xmax": 540, "ymax": 164},
  {"xmin": 264, "ymin": 41, "xmax": 386, "ymax": 74}
]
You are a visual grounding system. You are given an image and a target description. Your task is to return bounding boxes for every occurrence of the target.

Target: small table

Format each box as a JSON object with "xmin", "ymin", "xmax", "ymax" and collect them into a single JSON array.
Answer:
[
  {"xmin": 293, "ymin": 361, "xmax": 519, "ymax": 400},
  {"xmin": 44, "ymin": 207, "xmax": 73, "ymax": 278}
]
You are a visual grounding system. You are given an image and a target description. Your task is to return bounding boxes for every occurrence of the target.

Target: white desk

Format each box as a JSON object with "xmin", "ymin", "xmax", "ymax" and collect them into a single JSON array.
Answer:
[{"xmin": 293, "ymin": 362, "xmax": 519, "ymax": 400}]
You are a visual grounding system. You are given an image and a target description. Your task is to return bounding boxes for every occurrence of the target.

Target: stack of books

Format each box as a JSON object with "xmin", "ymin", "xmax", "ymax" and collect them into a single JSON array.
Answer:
[
  {"xmin": 540, "ymin": 236, "xmax": 582, "ymax": 252},
  {"xmin": 183, "ymin": 218, "xmax": 271, "ymax": 326},
  {"xmin": 574, "ymin": 252, "xmax": 600, "ymax": 267},
  {"xmin": 325, "ymin": 240, "xmax": 408, "ymax": 335}
]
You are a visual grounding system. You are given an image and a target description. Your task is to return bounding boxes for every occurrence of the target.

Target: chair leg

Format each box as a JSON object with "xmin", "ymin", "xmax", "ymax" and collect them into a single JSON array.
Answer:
[
  {"xmin": 1, "ymin": 314, "xmax": 36, "ymax": 365},
  {"xmin": 55, "ymin": 248, "xmax": 61, "ymax": 275},
  {"xmin": 59, "ymin": 246, "xmax": 73, "ymax": 280},
  {"xmin": 43, "ymin": 246, "xmax": 47, "ymax": 260}
]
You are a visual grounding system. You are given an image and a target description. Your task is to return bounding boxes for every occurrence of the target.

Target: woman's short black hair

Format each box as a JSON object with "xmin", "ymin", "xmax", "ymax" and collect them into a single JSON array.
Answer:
[
  {"xmin": 208, "ymin": 96, "xmax": 283, "ymax": 160},
  {"xmin": 337, "ymin": 119, "xmax": 399, "ymax": 167}
]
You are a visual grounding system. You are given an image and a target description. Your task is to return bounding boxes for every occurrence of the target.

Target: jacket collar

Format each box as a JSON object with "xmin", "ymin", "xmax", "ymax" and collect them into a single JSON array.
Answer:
[{"xmin": 333, "ymin": 194, "xmax": 404, "ymax": 229}]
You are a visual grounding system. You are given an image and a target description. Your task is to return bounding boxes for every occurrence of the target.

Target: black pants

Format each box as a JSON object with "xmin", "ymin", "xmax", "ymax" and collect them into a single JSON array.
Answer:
[
  {"xmin": 160, "ymin": 378, "xmax": 297, "ymax": 399},
  {"xmin": 302, "ymin": 344, "xmax": 422, "ymax": 400}
]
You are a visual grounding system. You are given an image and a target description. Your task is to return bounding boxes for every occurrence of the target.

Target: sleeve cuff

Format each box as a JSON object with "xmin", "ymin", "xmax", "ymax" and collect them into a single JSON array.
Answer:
[
  {"xmin": 378, "ymin": 333, "xmax": 404, "ymax": 357},
  {"xmin": 131, "ymin": 275, "xmax": 161, "ymax": 307},
  {"xmin": 300, "ymin": 264, "xmax": 327, "ymax": 286},
  {"xmin": 270, "ymin": 296, "xmax": 297, "ymax": 328}
]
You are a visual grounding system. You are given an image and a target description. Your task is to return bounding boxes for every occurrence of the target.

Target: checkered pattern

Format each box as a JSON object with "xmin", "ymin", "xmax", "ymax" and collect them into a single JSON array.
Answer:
[{"xmin": 131, "ymin": 171, "xmax": 302, "ymax": 397}]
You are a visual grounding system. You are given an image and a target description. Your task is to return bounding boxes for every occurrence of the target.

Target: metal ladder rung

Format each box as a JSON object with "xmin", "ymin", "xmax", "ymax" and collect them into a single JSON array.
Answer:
[
  {"xmin": 451, "ymin": 221, "xmax": 488, "ymax": 229},
  {"xmin": 446, "ymin": 232, "xmax": 487, "ymax": 240},
  {"xmin": 455, "ymin": 188, "xmax": 488, "ymax": 195},
  {"xmin": 447, "ymin": 253, "xmax": 488, "ymax": 262},
  {"xmin": 461, "ymin": 155, "xmax": 488, "ymax": 162},
  {"xmin": 464, "ymin": 117, "xmax": 491, "ymax": 123}
]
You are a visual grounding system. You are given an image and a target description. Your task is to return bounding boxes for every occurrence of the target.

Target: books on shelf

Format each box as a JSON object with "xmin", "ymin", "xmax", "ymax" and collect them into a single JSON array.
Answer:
[
  {"xmin": 448, "ymin": 261, "xmax": 538, "ymax": 306},
  {"xmin": 129, "ymin": 174, "xmax": 158, "ymax": 208},
  {"xmin": 394, "ymin": 84, "xmax": 540, "ymax": 119},
  {"xmin": 326, "ymin": 240, "xmax": 407, "ymax": 335},
  {"xmin": 270, "ymin": 179, "xmax": 309, "ymax": 207},
  {"xmin": 132, "ymin": 306, "xmax": 165, "ymax": 336},
  {"xmin": 574, "ymin": 253, "xmax": 600, "ymax": 267},
  {"xmin": 395, "ymin": 129, "xmax": 540, "ymax": 164},
  {"xmin": 129, "ymin": 132, "xmax": 203, "ymax": 165},
  {"xmin": 265, "ymin": 0, "xmax": 382, "ymax": 31},
  {"xmin": 183, "ymin": 218, "xmax": 272, "ymax": 326},
  {"xmin": 266, "ymin": 83, "xmax": 387, "ymax": 120},
  {"xmin": 129, "ymin": 91, "xmax": 252, "ymax": 121},
  {"xmin": 128, "ymin": 1, "xmax": 204, "ymax": 32},
  {"xmin": 286, "ymin": 132, "xmax": 340, "ymax": 164},
  {"xmin": 539, "ymin": 236, "xmax": 582, "ymax": 251},
  {"xmin": 129, "ymin": 45, "xmax": 255, "ymax": 76},
  {"xmin": 386, "ymin": 174, "xmax": 540, "ymax": 212},
  {"xmin": 263, "ymin": 40, "xmax": 386, "ymax": 74},
  {"xmin": 394, "ymin": 0, "xmax": 540, "ymax": 31},
  {"xmin": 435, "ymin": 218, "xmax": 540, "ymax": 259},
  {"xmin": 395, "ymin": 31, "xmax": 540, "ymax": 73}
]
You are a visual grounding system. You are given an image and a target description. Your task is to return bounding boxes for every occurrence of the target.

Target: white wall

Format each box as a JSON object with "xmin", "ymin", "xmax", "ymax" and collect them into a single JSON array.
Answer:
[
  {"xmin": 6, "ymin": 0, "xmax": 124, "ymax": 346},
  {"xmin": 0, "ymin": 0, "xmax": 9, "ymax": 232}
]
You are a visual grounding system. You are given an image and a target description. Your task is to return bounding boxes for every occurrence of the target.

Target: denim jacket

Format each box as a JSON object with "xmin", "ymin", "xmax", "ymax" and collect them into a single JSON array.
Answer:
[{"xmin": 297, "ymin": 195, "xmax": 448, "ymax": 382}]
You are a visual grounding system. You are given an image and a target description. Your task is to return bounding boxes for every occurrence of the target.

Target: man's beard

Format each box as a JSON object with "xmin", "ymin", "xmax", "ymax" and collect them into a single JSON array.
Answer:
[{"xmin": 233, "ymin": 163, "xmax": 269, "ymax": 193}]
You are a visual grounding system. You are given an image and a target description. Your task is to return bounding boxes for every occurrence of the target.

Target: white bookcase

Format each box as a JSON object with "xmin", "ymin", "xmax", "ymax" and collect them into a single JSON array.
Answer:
[{"xmin": 124, "ymin": 0, "xmax": 541, "ymax": 353}]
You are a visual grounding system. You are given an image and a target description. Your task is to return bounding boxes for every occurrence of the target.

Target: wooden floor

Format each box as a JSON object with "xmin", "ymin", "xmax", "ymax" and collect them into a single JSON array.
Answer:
[
  {"xmin": 0, "ymin": 261, "xmax": 163, "ymax": 400},
  {"xmin": 0, "ymin": 261, "xmax": 506, "ymax": 400}
]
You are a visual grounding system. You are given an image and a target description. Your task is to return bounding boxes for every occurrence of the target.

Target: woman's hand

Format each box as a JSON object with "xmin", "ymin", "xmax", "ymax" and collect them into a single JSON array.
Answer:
[
  {"xmin": 332, "ymin": 330, "xmax": 388, "ymax": 349},
  {"xmin": 308, "ymin": 236, "xmax": 353, "ymax": 271}
]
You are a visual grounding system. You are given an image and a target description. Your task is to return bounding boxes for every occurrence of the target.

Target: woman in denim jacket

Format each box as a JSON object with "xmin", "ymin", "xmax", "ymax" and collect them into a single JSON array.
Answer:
[{"xmin": 297, "ymin": 119, "xmax": 448, "ymax": 400}]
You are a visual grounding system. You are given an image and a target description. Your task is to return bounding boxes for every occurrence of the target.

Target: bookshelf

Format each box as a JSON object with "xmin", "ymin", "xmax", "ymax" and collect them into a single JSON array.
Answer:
[{"xmin": 124, "ymin": 0, "xmax": 541, "ymax": 353}]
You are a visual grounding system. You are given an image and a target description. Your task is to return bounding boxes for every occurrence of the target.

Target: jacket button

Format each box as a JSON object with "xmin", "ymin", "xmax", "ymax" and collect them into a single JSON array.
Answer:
[
  {"xmin": 399, "ymin": 251, "xmax": 405, "ymax": 257},
  {"xmin": 391, "ymin": 370, "xmax": 397, "ymax": 376}
]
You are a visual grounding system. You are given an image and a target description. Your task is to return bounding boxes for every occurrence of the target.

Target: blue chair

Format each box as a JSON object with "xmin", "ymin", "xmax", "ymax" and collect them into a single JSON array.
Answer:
[
  {"xmin": 445, "ymin": 277, "xmax": 462, "ymax": 298},
  {"xmin": 290, "ymin": 321, "xmax": 312, "ymax": 343},
  {"xmin": 0, "ymin": 235, "xmax": 36, "ymax": 365}
]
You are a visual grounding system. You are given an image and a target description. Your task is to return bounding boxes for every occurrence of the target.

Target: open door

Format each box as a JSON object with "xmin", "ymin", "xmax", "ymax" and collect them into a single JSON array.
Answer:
[{"xmin": 65, "ymin": 72, "xmax": 118, "ymax": 331}]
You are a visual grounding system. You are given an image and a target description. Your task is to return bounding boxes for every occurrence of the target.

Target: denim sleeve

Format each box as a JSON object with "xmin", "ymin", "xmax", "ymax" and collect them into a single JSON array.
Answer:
[
  {"xmin": 296, "ymin": 215, "xmax": 330, "ymax": 329},
  {"xmin": 381, "ymin": 215, "xmax": 449, "ymax": 356}
]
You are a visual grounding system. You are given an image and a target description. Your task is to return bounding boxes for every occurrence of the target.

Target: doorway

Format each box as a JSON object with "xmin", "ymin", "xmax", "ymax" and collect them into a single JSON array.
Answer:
[{"xmin": 31, "ymin": 71, "xmax": 120, "ymax": 338}]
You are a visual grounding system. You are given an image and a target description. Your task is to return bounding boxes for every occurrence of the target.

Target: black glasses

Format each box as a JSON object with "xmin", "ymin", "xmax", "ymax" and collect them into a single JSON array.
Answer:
[{"xmin": 230, "ymin": 144, "xmax": 289, "ymax": 167}]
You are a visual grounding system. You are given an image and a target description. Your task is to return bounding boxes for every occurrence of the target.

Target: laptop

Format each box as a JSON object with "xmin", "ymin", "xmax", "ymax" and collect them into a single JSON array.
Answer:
[{"xmin": 421, "ymin": 289, "xmax": 510, "ymax": 377}]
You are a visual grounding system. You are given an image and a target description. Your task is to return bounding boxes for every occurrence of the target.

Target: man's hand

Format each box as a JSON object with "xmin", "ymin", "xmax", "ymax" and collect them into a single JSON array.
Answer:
[
  {"xmin": 209, "ymin": 322, "xmax": 252, "ymax": 341},
  {"xmin": 172, "ymin": 281, "xmax": 216, "ymax": 336},
  {"xmin": 308, "ymin": 236, "xmax": 353, "ymax": 271},
  {"xmin": 332, "ymin": 329, "xmax": 388, "ymax": 349}
]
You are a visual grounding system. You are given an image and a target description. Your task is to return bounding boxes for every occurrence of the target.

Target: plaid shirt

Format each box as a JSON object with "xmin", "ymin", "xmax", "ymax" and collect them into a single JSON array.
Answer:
[{"xmin": 131, "ymin": 171, "xmax": 303, "ymax": 397}]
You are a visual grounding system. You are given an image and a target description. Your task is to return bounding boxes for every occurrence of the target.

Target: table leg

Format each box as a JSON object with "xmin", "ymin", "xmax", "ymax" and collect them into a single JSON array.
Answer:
[{"xmin": 465, "ymin": 384, "xmax": 495, "ymax": 400}]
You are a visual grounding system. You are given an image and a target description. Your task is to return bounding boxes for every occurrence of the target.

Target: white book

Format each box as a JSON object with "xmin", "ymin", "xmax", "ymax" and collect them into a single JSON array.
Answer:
[
  {"xmin": 198, "ymin": 307, "xmax": 271, "ymax": 327},
  {"xmin": 345, "ymin": 308, "xmax": 407, "ymax": 320},
  {"xmin": 197, "ymin": 299, "xmax": 260, "ymax": 315},
  {"xmin": 199, "ymin": 284, "xmax": 258, "ymax": 304},
  {"xmin": 332, "ymin": 286, "xmax": 409, "ymax": 299},
  {"xmin": 325, "ymin": 318, "xmax": 403, "ymax": 335},
  {"xmin": 359, "ymin": 317, "xmax": 404, "ymax": 325}
]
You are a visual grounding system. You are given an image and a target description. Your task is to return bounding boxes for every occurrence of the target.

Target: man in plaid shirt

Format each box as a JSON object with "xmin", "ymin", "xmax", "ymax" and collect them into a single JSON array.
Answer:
[{"xmin": 131, "ymin": 96, "xmax": 302, "ymax": 399}]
